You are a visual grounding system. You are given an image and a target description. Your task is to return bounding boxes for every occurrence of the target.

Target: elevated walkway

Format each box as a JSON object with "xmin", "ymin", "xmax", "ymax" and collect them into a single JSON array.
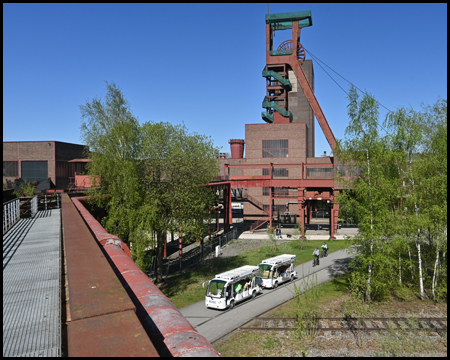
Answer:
[{"xmin": 3, "ymin": 209, "xmax": 61, "ymax": 357}]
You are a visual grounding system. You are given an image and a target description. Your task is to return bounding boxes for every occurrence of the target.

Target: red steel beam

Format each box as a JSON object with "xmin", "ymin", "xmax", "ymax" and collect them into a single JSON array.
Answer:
[{"xmin": 290, "ymin": 59, "xmax": 336, "ymax": 150}]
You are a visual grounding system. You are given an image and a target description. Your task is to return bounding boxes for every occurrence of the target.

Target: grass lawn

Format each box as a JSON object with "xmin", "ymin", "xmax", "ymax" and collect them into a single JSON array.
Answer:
[{"xmin": 161, "ymin": 239, "xmax": 351, "ymax": 309}]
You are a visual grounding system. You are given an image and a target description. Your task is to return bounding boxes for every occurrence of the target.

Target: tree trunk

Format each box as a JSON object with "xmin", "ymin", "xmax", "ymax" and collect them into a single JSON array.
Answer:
[
  {"xmin": 416, "ymin": 236, "xmax": 424, "ymax": 300},
  {"xmin": 408, "ymin": 246, "xmax": 414, "ymax": 280},
  {"xmin": 432, "ymin": 244, "xmax": 439, "ymax": 299},
  {"xmin": 366, "ymin": 261, "xmax": 372, "ymax": 302},
  {"xmin": 399, "ymin": 253, "xmax": 402, "ymax": 284},
  {"xmin": 364, "ymin": 146, "xmax": 373, "ymax": 303},
  {"xmin": 366, "ymin": 240, "xmax": 373, "ymax": 302}
]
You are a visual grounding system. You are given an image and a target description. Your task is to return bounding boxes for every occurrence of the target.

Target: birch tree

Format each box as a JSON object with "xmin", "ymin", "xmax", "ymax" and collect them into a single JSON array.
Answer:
[
  {"xmin": 335, "ymin": 86, "xmax": 398, "ymax": 301},
  {"xmin": 80, "ymin": 82, "xmax": 220, "ymax": 281}
]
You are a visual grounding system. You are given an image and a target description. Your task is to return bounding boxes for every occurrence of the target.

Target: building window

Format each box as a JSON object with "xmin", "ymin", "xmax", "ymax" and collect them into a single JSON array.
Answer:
[
  {"xmin": 21, "ymin": 161, "xmax": 48, "ymax": 182},
  {"xmin": 273, "ymin": 187, "xmax": 289, "ymax": 197},
  {"xmin": 262, "ymin": 168, "xmax": 270, "ymax": 176},
  {"xmin": 273, "ymin": 168, "xmax": 289, "ymax": 177},
  {"xmin": 263, "ymin": 187, "xmax": 270, "ymax": 196},
  {"xmin": 262, "ymin": 139, "xmax": 288, "ymax": 158},
  {"xmin": 307, "ymin": 167, "xmax": 333, "ymax": 178},
  {"xmin": 3, "ymin": 161, "xmax": 18, "ymax": 177}
]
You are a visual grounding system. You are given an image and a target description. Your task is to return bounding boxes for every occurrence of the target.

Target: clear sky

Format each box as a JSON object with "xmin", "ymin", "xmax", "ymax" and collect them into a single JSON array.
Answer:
[{"xmin": 3, "ymin": 3, "xmax": 447, "ymax": 157}]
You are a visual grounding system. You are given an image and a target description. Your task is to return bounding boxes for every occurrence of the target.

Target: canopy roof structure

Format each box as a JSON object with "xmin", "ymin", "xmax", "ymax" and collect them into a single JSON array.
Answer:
[
  {"xmin": 260, "ymin": 254, "xmax": 297, "ymax": 267},
  {"xmin": 215, "ymin": 265, "xmax": 260, "ymax": 282},
  {"xmin": 265, "ymin": 10, "xmax": 312, "ymax": 29}
]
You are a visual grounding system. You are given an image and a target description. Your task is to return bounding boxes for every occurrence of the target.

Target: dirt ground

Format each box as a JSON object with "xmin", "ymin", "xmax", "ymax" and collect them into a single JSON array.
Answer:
[{"xmin": 217, "ymin": 237, "xmax": 291, "ymax": 259}]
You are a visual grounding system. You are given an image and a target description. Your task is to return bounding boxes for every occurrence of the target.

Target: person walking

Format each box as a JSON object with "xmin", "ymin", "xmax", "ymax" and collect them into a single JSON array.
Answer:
[{"xmin": 313, "ymin": 247, "xmax": 320, "ymax": 266}]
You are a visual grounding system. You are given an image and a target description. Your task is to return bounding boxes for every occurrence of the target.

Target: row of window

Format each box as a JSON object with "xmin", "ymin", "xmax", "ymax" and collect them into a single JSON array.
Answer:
[
  {"xmin": 262, "ymin": 167, "xmax": 289, "ymax": 177},
  {"xmin": 262, "ymin": 139, "xmax": 288, "ymax": 158},
  {"xmin": 262, "ymin": 187, "xmax": 293, "ymax": 197},
  {"xmin": 3, "ymin": 161, "xmax": 88, "ymax": 180},
  {"xmin": 3, "ymin": 161, "xmax": 48, "ymax": 182}
]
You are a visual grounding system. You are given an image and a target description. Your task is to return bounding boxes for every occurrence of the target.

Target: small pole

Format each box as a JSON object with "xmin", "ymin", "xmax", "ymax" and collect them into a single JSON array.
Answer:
[{"xmin": 45, "ymin": 195, "xmax": 47, "ymax": 210}]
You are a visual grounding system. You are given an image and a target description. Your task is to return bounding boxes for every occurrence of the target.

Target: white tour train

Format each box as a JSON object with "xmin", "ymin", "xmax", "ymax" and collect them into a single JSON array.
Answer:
[
  {"xmin": 256, "ymin": 254, "xmax": 298, "ymax": 289},
  {"xmin": 203, "ymin": 265, "xmax": 261, "ymax": 310}
]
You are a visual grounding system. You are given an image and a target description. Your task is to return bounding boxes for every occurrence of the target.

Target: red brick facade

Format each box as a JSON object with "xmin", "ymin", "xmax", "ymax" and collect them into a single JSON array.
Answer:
[{"xmin": 3, "ymin": 141, "xmax": 87, "ymax": 188}]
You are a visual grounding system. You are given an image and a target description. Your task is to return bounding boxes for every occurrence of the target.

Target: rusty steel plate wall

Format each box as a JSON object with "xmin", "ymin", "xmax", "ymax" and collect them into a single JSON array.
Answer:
[
  {"xmin": 61, "ymin": 194, "xmax": 158, "ymax": 356},
  {"xmin": 67, "ymin": 310, "xmax": 159, "ymax": 357}
]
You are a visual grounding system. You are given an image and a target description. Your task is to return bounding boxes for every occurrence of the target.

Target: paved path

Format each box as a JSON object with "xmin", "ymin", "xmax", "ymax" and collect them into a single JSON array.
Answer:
[
  {"xmin": 3, "ymin": 209, "xmax": 61, "ymax": 357},
  {"xmin": 179, "ymin": 247, "xmax": 355, "ymax": 344}
]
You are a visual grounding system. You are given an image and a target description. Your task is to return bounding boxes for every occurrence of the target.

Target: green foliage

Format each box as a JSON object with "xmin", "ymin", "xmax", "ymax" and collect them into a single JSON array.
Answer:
[
  {"xmin": 13, "ymin": 180, "xmax": 35, "ymax": 197},
  {"xmin": 266, "ymin": 227, "xmax": 278, "ymax": 255},
  {"xmin": 292, "ymin": 221, "xmax": 306, "ymax": 250},
  {"xmin": 288, "ymin": 273, "xmax": 320, "ymax": 349},
  {"xmin": 336, "ymin": 90, "xmax": 447, "ymax": 302},
  {"xmin": 79, "ymin": 82, "xmax": 219, "ymax": 281},
  {"xmin": 262, "ymin": 335, "xmax": 278, "ymax": 350}
]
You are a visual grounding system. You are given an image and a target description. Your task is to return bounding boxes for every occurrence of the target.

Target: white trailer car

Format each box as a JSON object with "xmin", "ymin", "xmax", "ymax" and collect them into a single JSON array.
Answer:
[
  {"xmin": 256, "ymin": 254, "xmax": 298, "ymax": 289},
  {"xmin": 203, "ymin": 265, "xmax": 261, "ymax": 310}
]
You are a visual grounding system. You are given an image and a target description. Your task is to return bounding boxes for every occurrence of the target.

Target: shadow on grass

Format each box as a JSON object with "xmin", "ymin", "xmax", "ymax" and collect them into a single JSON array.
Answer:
[
  {"xmin": 330, "ymin": 272, "xmax": 350, "ymax": 293},
  {"xmin": 326, "ymin": 257, "xmax": 352, "ymax": 279}
]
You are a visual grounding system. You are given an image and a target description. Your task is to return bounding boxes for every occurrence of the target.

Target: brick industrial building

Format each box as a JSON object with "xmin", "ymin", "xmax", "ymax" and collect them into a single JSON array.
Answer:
[
  {"xmin": 215, "ymin": 10, "xmax": 347, "ymax": 239},
  {"xmin": 3, "ymin": 141, "xmax": 89, "ymax": 189}
]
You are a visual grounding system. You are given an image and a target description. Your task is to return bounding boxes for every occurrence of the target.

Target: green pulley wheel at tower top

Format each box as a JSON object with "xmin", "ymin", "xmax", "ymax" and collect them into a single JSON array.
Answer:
[{"xmin": 277, "ymin": 40, "xmax": 306, "ymax": 64}]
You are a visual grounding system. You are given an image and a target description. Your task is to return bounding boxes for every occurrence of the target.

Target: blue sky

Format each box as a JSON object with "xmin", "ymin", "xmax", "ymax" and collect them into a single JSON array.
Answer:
[{"xmin": 3, "ymin": 3, "xmax": 447, "ymax": 157}]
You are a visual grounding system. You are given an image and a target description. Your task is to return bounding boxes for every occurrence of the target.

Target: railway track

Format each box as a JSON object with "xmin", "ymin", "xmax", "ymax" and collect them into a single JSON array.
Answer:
[{"xmin": 240, "ymin": 316, "xmax": 447, "ymax": 334}]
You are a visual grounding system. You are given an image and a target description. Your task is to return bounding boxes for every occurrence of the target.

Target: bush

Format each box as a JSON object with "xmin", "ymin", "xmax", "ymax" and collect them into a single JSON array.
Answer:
[{"xmin": 13, "ymin": 181, "xmax": 35, "ymax": 197}]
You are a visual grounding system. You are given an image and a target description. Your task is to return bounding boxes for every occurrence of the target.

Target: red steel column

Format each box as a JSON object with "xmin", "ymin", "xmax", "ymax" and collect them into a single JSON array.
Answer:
[
  {"xmin": 330, "ymin": 192, "xmax": 340, "ymax": 240},
  {"xmin": 298, "ymin": 187, "xmax": 306, "ymax": 238},
  {"xmin": 216, "ymin": 210, "xmax": 220, "ymax": 232},
  {"xmin": 163, "ymin": 232, "xmax": 167, "ymax": 258},
  {"xmin": 228, "ymin": 183, "xmax": 232, "ymax": 232}
]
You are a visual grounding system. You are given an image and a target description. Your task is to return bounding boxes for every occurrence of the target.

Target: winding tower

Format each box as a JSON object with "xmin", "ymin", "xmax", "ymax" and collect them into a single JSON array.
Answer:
[{"xmin": 214, "ymin": 10, "xmax": 341, "ymax": 239}]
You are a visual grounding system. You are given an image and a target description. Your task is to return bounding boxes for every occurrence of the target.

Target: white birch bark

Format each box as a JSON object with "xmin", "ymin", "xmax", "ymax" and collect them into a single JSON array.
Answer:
[
  {"xmin": 432, "ymin": 243, "xmax": 439, "ymax": 299},
  {"xmin": 416, "ymin": 235, "xmax": 424, "ymax": 300},
  {"xmin": 408, "ymin": 246, "xmax": 414, "ymax": 280},
  {"xmin": 365, "ymin": 148, "xmax": 374, "ymax": 302}
]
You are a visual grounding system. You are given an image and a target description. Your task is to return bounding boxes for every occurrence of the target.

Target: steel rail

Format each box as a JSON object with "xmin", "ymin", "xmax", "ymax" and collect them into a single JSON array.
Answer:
[{"xmin": 239, "ymin": 317, "xmax": 447, "ymax": 333}]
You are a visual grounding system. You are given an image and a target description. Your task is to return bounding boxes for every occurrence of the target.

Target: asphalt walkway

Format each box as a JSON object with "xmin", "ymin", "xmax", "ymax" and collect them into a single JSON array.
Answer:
[
  {"xmin": 179, "ymin": 247, "xmax": 355, "ymax": 344},
  {"xmin": 3, "ymin": 209, "xmax": 61, "ymax": 357}
]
